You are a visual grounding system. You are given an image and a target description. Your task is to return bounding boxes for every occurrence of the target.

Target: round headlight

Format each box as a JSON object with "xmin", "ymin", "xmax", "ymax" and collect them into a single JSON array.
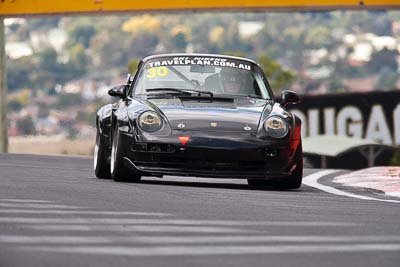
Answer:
[
  {"xmin": 263, "ymin": 116, "xmax": 289, "ymax": 138},
  {"xmin": 138, "ymin": 111, "xmax": 162, "ymax": 132}
]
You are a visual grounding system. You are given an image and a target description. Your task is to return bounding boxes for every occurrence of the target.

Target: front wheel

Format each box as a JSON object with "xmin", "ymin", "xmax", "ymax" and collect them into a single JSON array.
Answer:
[
  {"xmin": 111, "ymin": 126, "xmax": 141, "ymax": 183},
  {"xmin": 275, "ymin": 142, "xmax": 303, "ymax": 190},
  {"xmin": 94, "ymin": 131, "xmax": 111, "ymax": 179},
  {"xmin": 247, "ymin": 142, "xmax": 303, "ymax": 190}
]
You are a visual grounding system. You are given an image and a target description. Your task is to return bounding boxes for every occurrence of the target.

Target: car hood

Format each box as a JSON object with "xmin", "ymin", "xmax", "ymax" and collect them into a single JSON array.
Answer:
[{"xmin": 147, "ymin": 97, "xmax": 272, "ymax": 133}]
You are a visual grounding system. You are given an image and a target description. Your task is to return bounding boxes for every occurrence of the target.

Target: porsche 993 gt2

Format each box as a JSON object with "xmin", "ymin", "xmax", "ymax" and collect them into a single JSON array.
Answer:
[{"xmin": 94, "ymin": 53, "xmax": 303, "ymax": 189}]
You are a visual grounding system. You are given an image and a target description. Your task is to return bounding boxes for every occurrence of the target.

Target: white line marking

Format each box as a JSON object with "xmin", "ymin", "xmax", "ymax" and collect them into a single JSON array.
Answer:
[
  {"xmin": 2, "ymin": 235, "xmax": 400, "ymax": 244},
  {"xmin": 27, "ymin": 225, "xmax": 252, "ymax": 233},
  {"xmin": 0, "ymin": 218, "xmax": 358, "ymax": 226},
  {"xmin": 303, "ymin": 170, "xmax": 400, "ymax": 204},
  {"xmin": 0, "ymin": 236, "xmax": 111, "ymax": 244},
  {"xmin": 21, "ymin": 244, "xmax": 400, "ymax": 256},
  {"xmin": 0, "ymin": 199, "xmax": 54, "ymax": 203},
  {"xmin": 387, "ymin": 192, "xmax": 400, "ymax": 198},
  {"xmin": 131, "ymin": 235, "xmax": 400, "ymax": 244},
  {"xmin": 0, "ymin": 203, "xmax": 85, "ymax": 209},
  {"xmin": 0, "ymin": 209, "xmax": 169, "ymax": 216}
]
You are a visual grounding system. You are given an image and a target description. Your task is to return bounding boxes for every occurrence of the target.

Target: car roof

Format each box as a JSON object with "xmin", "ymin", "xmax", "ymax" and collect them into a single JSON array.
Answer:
[{"xmin": 142, "ymin": 53, "xmax": 258, "ymax": 65}]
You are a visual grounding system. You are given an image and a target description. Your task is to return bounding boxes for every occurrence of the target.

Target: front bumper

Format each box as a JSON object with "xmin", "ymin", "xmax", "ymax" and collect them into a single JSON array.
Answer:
[{"xmin": 121, "ymin": 131, "xmax": 300, "ymax": 179}]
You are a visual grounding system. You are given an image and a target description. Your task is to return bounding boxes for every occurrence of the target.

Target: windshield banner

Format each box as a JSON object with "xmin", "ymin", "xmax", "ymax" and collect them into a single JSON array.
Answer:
[{"xmin": 147, "ymin": 56, "xmax": 252, "ymax": 71}]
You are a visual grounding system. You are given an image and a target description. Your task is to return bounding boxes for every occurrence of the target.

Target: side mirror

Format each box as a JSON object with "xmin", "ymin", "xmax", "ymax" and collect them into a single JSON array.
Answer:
[
  {"xmin": 108, "ymin": 85, "xmax": 127, "ymax": 98},
  {"xmin": 280, "ymin": 90, "xmax": 301, "ymax": 107}
]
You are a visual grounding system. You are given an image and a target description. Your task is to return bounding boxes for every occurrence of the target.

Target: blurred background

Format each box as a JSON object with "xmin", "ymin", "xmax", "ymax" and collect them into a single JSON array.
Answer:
[{"xmin": 4, "ymin": 11, "xmax": 400, "ymax": 166}]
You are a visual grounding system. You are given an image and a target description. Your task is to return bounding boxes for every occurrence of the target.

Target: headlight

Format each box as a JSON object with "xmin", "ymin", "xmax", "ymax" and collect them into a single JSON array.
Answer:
[
  {"xmin": 263, "ymin": 116, "xmax": 289, "ymax": 138},
  {"xmin": 138, "ymin": 111, "xmax": 162, "ymax": 132}
]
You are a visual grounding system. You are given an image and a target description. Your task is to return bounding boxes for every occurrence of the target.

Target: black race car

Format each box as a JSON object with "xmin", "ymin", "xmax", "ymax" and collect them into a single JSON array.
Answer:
[{"xmin": 94, "ymin": 54, "xmax": 303, "ymax": 189}]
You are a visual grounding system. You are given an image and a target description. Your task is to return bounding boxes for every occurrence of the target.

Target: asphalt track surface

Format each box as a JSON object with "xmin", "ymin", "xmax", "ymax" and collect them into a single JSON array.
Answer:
[{"xmin": 0, "ymin": 153, "xmax": 399, "ymax": 267}]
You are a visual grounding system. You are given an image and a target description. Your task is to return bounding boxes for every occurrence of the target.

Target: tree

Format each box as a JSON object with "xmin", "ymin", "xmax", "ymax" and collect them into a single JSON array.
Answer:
[
  {"xmin": 57, "ymin": 93, "xmax": 83, "ymax": 108},
  {"xmin": 375, "ymin": 67, "xmax": 398, "ymax": 90},
  {"xmin": 17, "ymin": 116, "xmax": 36, "ymax": 135},
  {"xmin": 76, "ymin": 110, "xmax": 96, "ymax": 125},
  {"xmin": 7, "ymin": 56, "xmax": 35, "ymax": 91},
  {"xmin": 122, "ymin": 15, "xmax": 161, "ymax": 35},
  {"xmin": 68, "ymin": 24, "xmax": 96, "ymax": 48},
  {"xmin": 128, "ymin": 32, "xmax": 159, "ymax": 58},
  {"xmin": 209, "ymin": 26, "xmax": 225, "ymax": 46},
  {"xmin": 33, "ymin": 47, "xmax": 62, "ymax": 89},
  {"xmin": 29, "ymin": 18, "xmax": 60, "ymax": 31},
  {"xmin": 8, "ymin": 100, "xmax": 22, "ymax": 112},
  {"xmin": 258, "ymin": 56, "xmax": 296, "ymax": 94},
  {"xmin": 8, "ymin": 89, "xmax": 30, "ymax": 111},
  {"xmin": 127, "ymin": 59, "xmax": 140, "ymax": 74},
  {"xmin": 304, "ymin": 26, "xmax": 333, "ymax": 49},
  {"xmin": 328, "ymin": 76, "xmax": 347, "ymax": 93},
  {"xmin": 170, "ymin": 25, "xmax": 190, "ymax": 51},
  {"xmin": 367, "ymin": 48, "xmax": 398, "ymax": 74},
  {"xmin": 68, "ymin": 43, "xmax": 88, "ymax": 76},
  {"xmin": 38, "ymin": 47, "xmax": 59, "ymax": 72}
]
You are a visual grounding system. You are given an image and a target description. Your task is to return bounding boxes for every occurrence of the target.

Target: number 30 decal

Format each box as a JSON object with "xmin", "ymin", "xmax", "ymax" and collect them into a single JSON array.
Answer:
[{"xmin": 147, "ymin": 67, "xmax": 168, "ymax": 78}]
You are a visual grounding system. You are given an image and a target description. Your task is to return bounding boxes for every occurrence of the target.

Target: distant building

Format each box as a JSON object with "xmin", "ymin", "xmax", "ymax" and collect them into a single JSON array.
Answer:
[
  {"xmin": 6, "ymin": 42, "xmax": 33, "ymax": 59},
  {"xmin": 343, "ymin": 76, "xmax": 378, "ymax": 92},
  {"xmin": 343, "ymin": 33, "xmax": 399, "ymax": 65},
  {"xmin": 30, "ymin": 28, "xmax": 67, "ymax": 53},
  {"xmin": 371, "ymin": 36, "xmax": 397, "ymax": 51},
  {"xmin": 349, "ymin": 42, "xmax": 373, "ymax": 63},
  {"xmin": 238, "ymin": 21, "xmax": 263, "ymax": 38}
]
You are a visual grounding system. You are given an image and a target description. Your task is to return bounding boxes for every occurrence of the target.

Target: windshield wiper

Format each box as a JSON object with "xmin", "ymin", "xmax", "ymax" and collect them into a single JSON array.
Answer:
[
  {"xmin": 146, "ymin": 88, "xmax": 213, "ymax": 97},
  {"xmin": 214, "ymin": 93, "xmax": 266, "ymax": 100},
  {"xmin": 146, "ymin": 88, "xmax": 191, "ymax": 95}
]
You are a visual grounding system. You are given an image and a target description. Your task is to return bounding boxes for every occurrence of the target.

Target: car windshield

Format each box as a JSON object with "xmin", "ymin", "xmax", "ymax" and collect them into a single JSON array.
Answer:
[{"xmin": 132, "ymin": 56, "xmax": 273, "ymax": 99}]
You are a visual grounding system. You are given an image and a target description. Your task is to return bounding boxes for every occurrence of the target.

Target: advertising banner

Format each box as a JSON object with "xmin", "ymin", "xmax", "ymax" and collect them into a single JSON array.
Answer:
[{"xmin": 289, "ymin": 91, "xmax": 400, "ymax": 146}]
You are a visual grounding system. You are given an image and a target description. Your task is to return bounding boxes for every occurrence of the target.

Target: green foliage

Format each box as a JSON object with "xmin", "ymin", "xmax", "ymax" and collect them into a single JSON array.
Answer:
[
  {"xmin": 67, "ymin": 127, "xmax": 79, "ymax": 140},
  {"xmin": 130, "ymin": 32, "xmax": 159, "ymax": 58},
  {"xmin": 258, "ymin": 56, "xmax": 296, "ymax": 94},
  {"xmin": 76, "ymin": 110, "xmax": 96, "ymax": 125},
  {"xmin": 69, "ymin": 43, "xmax": 87, "ymax": 74},
  {"xmin": 328, "ymin": 77, "xmax": 347, "ymax": 93},
  {"xmin": 390, "ymin": 151, "xmax": 400, "ymax": 166},
  {"xmin": 7, "ymin": 45, "xmax": 89, "ymax": 92},
  {"xmin": 127, "ymin": 59, "xmax": 140, "ymax": 74},
  {"xmin": 7, "ymin": 56, "xmax": 34, "ymax": 90},
  {"xmin": 68, "ymin": 24, "xmax": 96, "ymax": 48},
  {"xmin": 375, "ymin": 67, "xmax": 398, "ymax": 90},
  {"xmin": 56, "ymin": 93, "xmax": 82, "ymax": 108},
  {"xmin": 122, "ymin": 15, "xmax": 161, "ymax": 35},
  {"xmin": 5, "ymin": 11, "xmax": 400, "ymax": 96},
  {"xmin": 38, "ymin": 104, "xmax": 50, "ymax": 118},
  {"xmin": 304, "ymin": 26, "xmax": 332, "ymax": 48},
  {"xmin": 171, "ymin": 32, "xmax": 187, "ymax": 50},
  {"xmin": 8, "ymin": 100, "xmax": 22, "ymax": 112},
  {"xmin": 367, "ymin": 48, "xmax": 399, "ymax": 74},
  {"xmin": 38, "ymin": 47, "xmax": 59, "ymax": 72},
  {"xmin": 7, "ymin": 89, "xmax": 30, "ymax": 109},
  {"xmin": 17, "ymin": 116, "xmax": 36, "ymax": 135},
  {"xmin": 30, "ymin": 18, "xmax": 60, "ymax": 30}
]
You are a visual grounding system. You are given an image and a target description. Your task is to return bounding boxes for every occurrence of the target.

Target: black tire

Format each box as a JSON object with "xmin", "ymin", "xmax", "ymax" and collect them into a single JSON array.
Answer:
[
  {"xmin": 247, "ymin": 141, "xmax": 303, "ymax": 190},
  {"xmin": 275, "ymin": 142, "xmax": 303, "ymax": 190},
  {"xmin": 94, "ymin": 131, "xmax": 111, "ymax": 179},
  {"xmin": 111, "ymin": 126, "xmax": 141, "ymax": 183}
]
